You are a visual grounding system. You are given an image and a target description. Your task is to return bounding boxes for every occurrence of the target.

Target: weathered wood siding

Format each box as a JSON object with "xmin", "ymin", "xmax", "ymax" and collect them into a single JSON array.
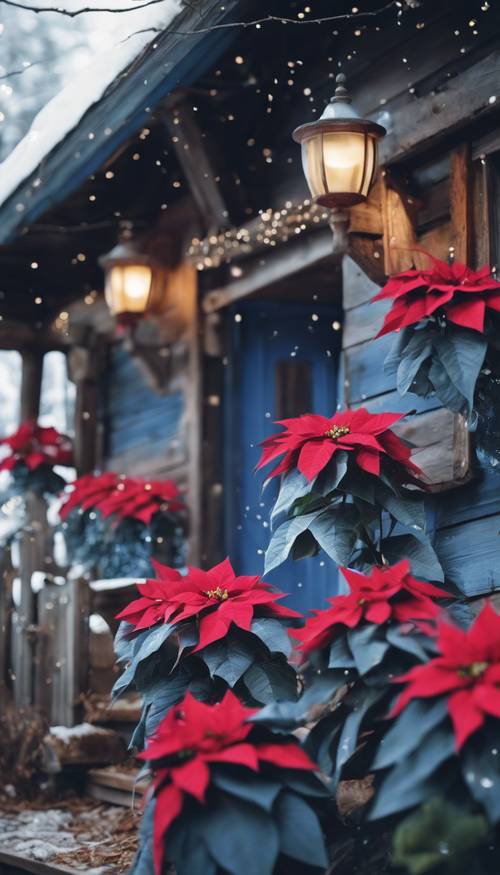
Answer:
[{"xmin": 342, "ymin": 255, "xmax": 500, "ymax": 598}]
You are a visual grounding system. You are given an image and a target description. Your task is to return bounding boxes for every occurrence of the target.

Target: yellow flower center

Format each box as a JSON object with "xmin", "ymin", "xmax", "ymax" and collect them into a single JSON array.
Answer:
[
  {"xmin": 206, "ymin": 586, "xmax": 229, "ymax": 601},
  {"xmin": 325, "ymin": 425, "xmax": 350, "ymax": 441},
  {"xmin": 358, "ymin": 598, "xmax": 366, "ymax": 605},
  {"xmin": 459, "ymin": 661, "xmax": 489, "ymax": 679}
]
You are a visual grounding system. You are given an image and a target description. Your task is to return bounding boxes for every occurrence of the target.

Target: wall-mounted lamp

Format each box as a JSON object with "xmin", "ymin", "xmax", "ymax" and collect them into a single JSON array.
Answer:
[
  {"xmin": 99, "ymin": 239, "xmax": 166, "ymax": 325},
  {"xmin": 293, "ymin": 73, "xmax": 386, "ymax": 254}
]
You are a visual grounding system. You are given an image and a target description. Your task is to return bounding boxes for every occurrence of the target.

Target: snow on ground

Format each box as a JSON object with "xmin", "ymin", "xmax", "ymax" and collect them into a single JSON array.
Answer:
[{"xmin": 0, "ymin": 0, "xmax": 181, "ymax": 207}]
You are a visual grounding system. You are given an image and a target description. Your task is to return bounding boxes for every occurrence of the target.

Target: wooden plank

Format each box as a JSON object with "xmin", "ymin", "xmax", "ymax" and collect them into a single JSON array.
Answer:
[
  {"xmin": 381, "ymin": 175, "xmax": 419, "ymax": 275},
  {"xmin": 348, "ymin": 179, "xmax": 383, "ymax": 236},
  {"xmin": 344, "ymin": 335, "xmax": 395, "ymax": 403},
  {"xmin": 342, "ymin": 256, "xmax": 381, "ymax": 311},
  {"xmin": 379, "ymin": 49, "xmax": 500, "ymax": 165},
  {"xmin": 358, "ymin": 391, "xmax": 440, "ymax": 416},
  {"xmin": 15, "ymin": 492, "xmax": 49, "ymax": 709},
  {"xmin": 434, "ymin": 460, "xmax": 500, "ymax": 530},
  {"xmin": 395, "ymin": 408, "xmax": 471, "ymax": 492},
  {"xmin": 20, "ymin": 349, "xmax": 43, "ymax": 420},
  {"xmin": 436, "ymin": 513, "xmax": 500, "ymax": 597},
  {"xmin": 342, "ymin": 297, "xmax": 390, "ymax": 350},
  {"xmin": 449, "ymin": 144, "xmax": 472, "ymax": 264},
  {"xmin": 347, "ymin": 236, "xmax": 386, "ymax": 286},
  {"xmin": 471, "ymin": 157, "xmax": 491, "ymax": 268},
  {"xmin": 418, "ymin": 221, "xmax": 453, "ymax": 260}
]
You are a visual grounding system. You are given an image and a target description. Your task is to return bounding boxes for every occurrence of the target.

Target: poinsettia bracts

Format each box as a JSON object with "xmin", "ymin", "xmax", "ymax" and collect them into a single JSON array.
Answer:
[
  {"xmin": 113, "ymin": 558, "xmax": 302, "ymax": 748},
  {"xmin": 371, "ymin": 253, "xmax": 500, "ymax": 418},
  {"xmin": 0, "ymin": 420, "xmax": 73, "ymax": 496},
  {"xmin": 130, "ymin": 690, "xmax": 329, "ymax": 875},
  {"xmin": 255, "ymin": 562, "xmax": 455, "ymax": 790},
  {"xmin": 258, "ymin": 408, "xmax": 442, "ymax": 578},
  {"xmin": 370, "ymin": 603, "xmax": 500, "ymax": 825},
  {"xmin": 60, "ymin": 472, "xmax": 186, "ymax": 577}
]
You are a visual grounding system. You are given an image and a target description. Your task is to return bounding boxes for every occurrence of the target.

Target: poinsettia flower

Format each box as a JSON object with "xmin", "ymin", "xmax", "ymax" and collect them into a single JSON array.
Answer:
[
  {"xmin": 373, "ymin": 253, "xmax": 500, "ymax": 337},
  {"xmin": 292, "ymin": 561, "xmax": 450, "ymax": 658},
  {"xmin": 0, "ymin": 420, "xmax": 73, "ymax": 472},
  {"xmin": 60, "ymin": 472, "xmax": 183, "ymax": 524},
  {"xmin": 116, "ymin": 557, "xmax": 300, "ymax": 650},
  {"xmin": 257, "ymin": 407, "xmax": 421, "ymax": 482},
  {"xmin": 392, "ymin": 603, "xmax": 500, "ymax": 749},
  {"xmin": 139, "ymin": 690, "xmax": 316, "ymax": 873}
]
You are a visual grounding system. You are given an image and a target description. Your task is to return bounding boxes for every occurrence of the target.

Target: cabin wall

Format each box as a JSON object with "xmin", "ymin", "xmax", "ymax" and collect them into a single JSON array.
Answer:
[{"xmin": 342, "ymin": 138, "xmax": 500, "ymax": 597}]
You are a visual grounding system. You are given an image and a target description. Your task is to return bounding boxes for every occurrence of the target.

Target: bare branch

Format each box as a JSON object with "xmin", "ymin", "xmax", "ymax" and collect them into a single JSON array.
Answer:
[{"xmin": 0, "ymin": 0, "xmax": 412, "ymax": 24}]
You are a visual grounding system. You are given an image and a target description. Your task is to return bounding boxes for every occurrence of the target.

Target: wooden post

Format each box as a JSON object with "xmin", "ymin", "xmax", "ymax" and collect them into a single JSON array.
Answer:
[
  {"xmin": 449, "ymin": 144, "xmax": 472, "ymax": 264},
  {"xmin": 13, "ymin": 349, "xmax": 45, "ymax": 708},
  {"xmin": 0, "ymin": 547, "xmax": 14, "ymax": 708}
]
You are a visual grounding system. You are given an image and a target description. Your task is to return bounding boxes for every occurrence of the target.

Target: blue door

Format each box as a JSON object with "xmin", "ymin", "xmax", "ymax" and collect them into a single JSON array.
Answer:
[{"xmin": 224, "ymin": 300, "xmax": 342, "ymax": 613}]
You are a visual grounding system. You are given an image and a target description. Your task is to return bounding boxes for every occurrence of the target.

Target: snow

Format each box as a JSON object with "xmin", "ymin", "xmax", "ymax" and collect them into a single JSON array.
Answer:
[
  {"xmin": 90, "ymin": 577, "xmax": 144, "ymax": 591},
  {"xmin": 0, "ymin": 0, "xmax": 181, "ymax": 208},
  {"xmin": 49, "ymin": 722, "xmax": 110, "ymax": 742}
]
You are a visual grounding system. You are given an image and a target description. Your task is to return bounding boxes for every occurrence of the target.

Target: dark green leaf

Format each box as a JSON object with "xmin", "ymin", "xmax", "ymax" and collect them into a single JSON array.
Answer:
[
  {"xmin": 385, "ymin": 626, "xmax": 433, "ymax": 662},
  {"xmin": 348, "ymin": 625, "xmax": 390, "ymax": 675},
  {"xmin": 212, "ymin": 769, "xmax": 281, "ymax": 811},
  {"xmin": 199, "ymin": 791, "xmax": 279, "ymax": 875},
  {"xmin": 265, "ymin": 511, "xmax": 323, "ymax": 574},
  {"xmin": 381, "ymin": 534, "xmax": 444, "ymax": 582},
  {"xmin": 168, "ymin": 811, "xmax": 216, "ymax": 875},
  {"xmin": 370, "ymin": 726, "xmax": 455, "ymax": 819},
  {"xmin": 251, "ymin": 618, "xmax": 292, "ymax": 656},
  {"xmin": 384, "ymin": 328, "xmax": 415, "ymax": 378},
  {"xmin": 309, "ymin": 504, "xmax": 360, "ymax": 565},
  {"xmin": 378, "ymin": 486, "xmax": 426, "ymax": 534},
  {"xmin": 244, "ymin": 658, "xmax": 298, "ymax": 704},
  {"xmin": 329, "ymin": 634, "xmax": 356, "ymax": 670},
  {"xmin": 435, "ymin": 330, "xmax": 487, "ymax": 414},
  {"xmin": 271, "ymin": 469, "xmax": 315, "ymax": 530},
  {"xmin": 334, "ymin": 686, "xmax": 385, "ymax": 781},
  {"xmin": 397, "ymin": 333, "xmax": 433, "ymax": 396},
  {"xmin": 135, "ymin": 623, "xmax": 174, "ymax": 664},
  {"xmin": 372, "ymin": 699, "xmax": 448, "ymax": 769},
  {"xmin": 461, "ymin": 727, "xmax": 500, "ymax": 823},
  {"xmin": 428, "ymin": 358, "xmax": 467, "ymax": 413},
  {"xmin": 275, "ymin": 790, "xmax": 328, "ymax": 868},
  {"xmin": 130, "ymin": 798, "xmax": 155, "ymax": 875},
  {"xmin": 201, "ymin": 636, "xmax": 255, "ymax": 686}
]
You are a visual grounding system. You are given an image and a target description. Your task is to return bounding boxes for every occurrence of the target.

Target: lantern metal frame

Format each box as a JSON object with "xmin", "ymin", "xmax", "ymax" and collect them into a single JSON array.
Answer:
[
  {"xmin": 98, "ymin": 239, "xmax": 166, "ymax": 325},
  {"xmin": 293, "ymin": 73, "xmax": 386, "ymax": 211}
]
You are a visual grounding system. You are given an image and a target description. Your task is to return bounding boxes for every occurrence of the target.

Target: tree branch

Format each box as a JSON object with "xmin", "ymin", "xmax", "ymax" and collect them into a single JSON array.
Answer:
[{"xmin": 0, "ymin": 0, "xmax": 414, "ymax": 23}]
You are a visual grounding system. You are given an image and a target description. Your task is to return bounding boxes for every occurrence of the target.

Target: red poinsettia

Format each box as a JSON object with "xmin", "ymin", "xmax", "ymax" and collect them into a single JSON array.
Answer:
[
  {"xmin": 293, "ymin": 561, "xmax": 450, "ymax": 658},
  {"xmin": 60, "ymin": 472, "xmax": 183, "ymax": 524},
  {"xmin": 257, "ymin": 407, "xmax": 421, "ymax": 482},
  {"xmin": 139, "ymin": 690, "xmax": 316, "ymax": 873},
  {"xmin": 0, "ymin": 420, "xmax": 73, "ymax": 472},
  {"xmin": 116, "ymin": 557, "xmax": 300, "ymax": 650},
  {"xmin": 374, "ymin": 253, "xmax": 500, "ymax": 337},
  {"xmin": 392, "ymin": 603, "xmax": 500, "ymax": 749}
]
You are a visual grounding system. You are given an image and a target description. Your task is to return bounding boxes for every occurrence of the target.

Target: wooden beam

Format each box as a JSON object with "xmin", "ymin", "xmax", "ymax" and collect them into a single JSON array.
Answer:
[
  {"xmin": 202, "ymin": 228, "xmax": 335, "ymax": 312},
  {"xmin": 379, "ymin": 49, "xmax": 500, "ymax": 165},
  {"xmin": 449, "ymin": 144, "xmax": 472, "ymax": 264},
  {"xmin": 20, "ymin": 350, "xmax": 43, "ymax": 420},
  {"xmin": 163, "ymin": 100, "xmax": 229, "ymax": 233},
  {"xmin": 380, "ymin": 172, "xmax": 420, "ymax": 275},
  {"xmin": 347, "ymin": 236, "xmax": 385, "ymax": 286}
]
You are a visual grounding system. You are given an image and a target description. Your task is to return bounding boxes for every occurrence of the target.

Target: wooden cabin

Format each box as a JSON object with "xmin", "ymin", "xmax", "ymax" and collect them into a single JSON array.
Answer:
[{"xmin": 0, "ymin": 0, "xmax": 499, "ymax": 737}]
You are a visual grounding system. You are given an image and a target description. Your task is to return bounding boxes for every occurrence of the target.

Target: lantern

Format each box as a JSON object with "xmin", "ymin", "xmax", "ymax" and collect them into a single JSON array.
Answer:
[
  {"xmin": 99, "ymin": 240, "xmax": 165, "ymax": 323},
  {"xmin": 293, "ymin": 74, "xmax": 386, "ymax": 209}
]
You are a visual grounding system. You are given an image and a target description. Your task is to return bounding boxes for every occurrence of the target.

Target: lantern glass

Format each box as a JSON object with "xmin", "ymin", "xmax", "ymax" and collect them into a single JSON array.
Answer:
[
  {"xmin": 301, "ymin": 130, "xmax": 378, "ymax": 208},
  {"xmin": 105, "ymin": 263, "xmax": 153, "ymax": 316}
]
